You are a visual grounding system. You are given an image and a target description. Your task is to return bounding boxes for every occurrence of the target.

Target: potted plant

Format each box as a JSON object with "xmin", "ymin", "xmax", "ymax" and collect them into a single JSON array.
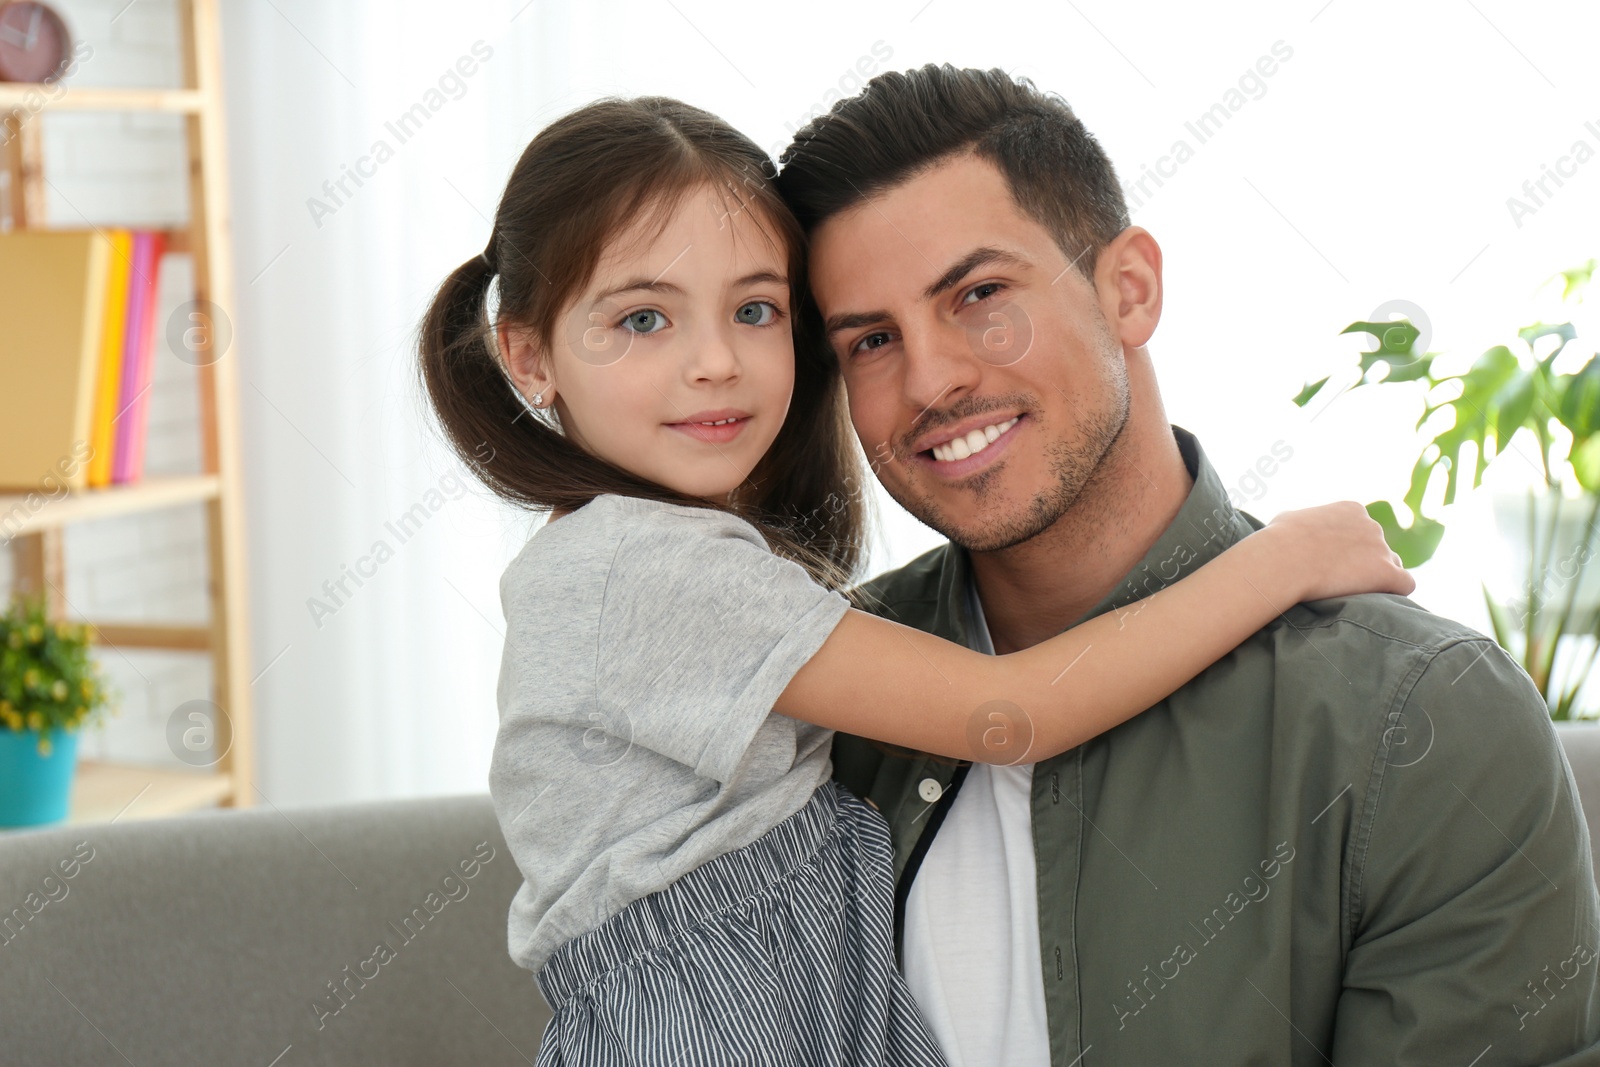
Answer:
[
  {"xmin": 0, "ymin": 592, "xmax": 114, "ymax": 827},
  {"xmin": 1292, "ymin": 260, "xmax": 1598, "ymax": 718}
]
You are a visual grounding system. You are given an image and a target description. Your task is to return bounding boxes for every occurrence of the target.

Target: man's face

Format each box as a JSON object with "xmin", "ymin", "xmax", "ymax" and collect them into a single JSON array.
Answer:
[{"xmin": 808, "ymin": 153, "xmax": 1136, "ymax": 553}]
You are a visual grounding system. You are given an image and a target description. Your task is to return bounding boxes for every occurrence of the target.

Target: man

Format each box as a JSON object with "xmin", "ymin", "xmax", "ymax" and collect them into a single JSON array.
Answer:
[{"xmin": 776, "ymin": 64, "xmax": 1600, "ymax": 1065}]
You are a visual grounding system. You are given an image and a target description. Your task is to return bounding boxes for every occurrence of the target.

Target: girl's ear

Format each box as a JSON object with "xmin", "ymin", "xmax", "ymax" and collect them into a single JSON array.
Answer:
[{"xmin": 496, "ymin": 322, "xmax": 555, "ymax": 407}]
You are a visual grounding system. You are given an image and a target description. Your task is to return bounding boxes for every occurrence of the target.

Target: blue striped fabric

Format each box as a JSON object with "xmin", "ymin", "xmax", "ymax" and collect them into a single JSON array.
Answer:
[{"xmin": 534, "ymin": 779, "xmax": 952, "ymax": 1066}]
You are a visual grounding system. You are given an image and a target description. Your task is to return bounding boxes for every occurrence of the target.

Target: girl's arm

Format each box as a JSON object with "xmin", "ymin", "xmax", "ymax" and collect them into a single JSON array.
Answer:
[{"xmin": 774, "ymin": 500, "xmax": 1412, "ymax": 764}]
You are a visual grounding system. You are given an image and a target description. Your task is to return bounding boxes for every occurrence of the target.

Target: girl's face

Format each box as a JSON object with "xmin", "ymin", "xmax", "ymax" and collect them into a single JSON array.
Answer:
[{"xmin": 500, "ymin": 184, "xmax": 797, "ymax": 504}]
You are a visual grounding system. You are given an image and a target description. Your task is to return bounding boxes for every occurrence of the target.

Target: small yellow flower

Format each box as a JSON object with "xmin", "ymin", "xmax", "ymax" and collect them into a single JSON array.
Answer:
[
  {"xmin": 38, "ymin": 736, "xmax": 52, "ymax": 757},
  {"xmin": 27, "ymin": 711, "xmax": 43, "ymax": 731}
]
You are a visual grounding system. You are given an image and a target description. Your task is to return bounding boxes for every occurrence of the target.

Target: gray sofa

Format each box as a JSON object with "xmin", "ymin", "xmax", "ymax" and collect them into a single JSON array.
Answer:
[{"xmin": 5, "ymin": 723, "xmax": 1600, "ymax": 1066}]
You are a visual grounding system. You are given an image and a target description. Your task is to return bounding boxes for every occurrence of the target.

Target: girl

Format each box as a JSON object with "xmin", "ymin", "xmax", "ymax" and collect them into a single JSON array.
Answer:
[{"xmin": 417, "ymin": 97, "xmax": 1411, "ymax": 1066}]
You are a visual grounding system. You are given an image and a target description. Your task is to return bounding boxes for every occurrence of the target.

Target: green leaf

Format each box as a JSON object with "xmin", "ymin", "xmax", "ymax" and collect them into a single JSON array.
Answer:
[
  {"xmin": 1555, "ymin": 259, "xmax": 1596, "ymax": 302},
  {"xmin": 1558, "ymin": 356, "xmax": 1600, "ymax": 438},
  {"xmin": 1367, "ymin": 500, "xmax": 1447, "ymax": 568},
  {"xmin": 1519, "ymin": 319, "xmax": 1577, "ymax": 356},
  {"xmin": 1483, "ymin": 581, "xmax": 1515, "ymax": 651},
  {"xmin": 1402, "ymin": 454, "xmax": 1436, "ymax": 514},
  {"xmin": 1292, "ymin": 375, "xmax": 1331, "ymax": 408},
  {"xmin": 1493, "ymin": 373, "xmax": 1538, "ymax": 451},
  {"xmin": 1342, "ymin": 319, "xmax": 1423, "ymax": 357},
  {"xmin": 1381, "ymin": 356, "xmax": 1435, "ymax": 383},
  {"xmin": 1341, "ymin": 320, "xmax": 1433, "ymax": 385},
  {"xmin": 1572, "ymin": 436, "xmax": 1600, "ymax": 494}
]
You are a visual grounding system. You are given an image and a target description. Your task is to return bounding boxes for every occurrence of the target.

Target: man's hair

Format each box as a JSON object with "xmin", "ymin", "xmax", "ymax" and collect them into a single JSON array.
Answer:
[{"xmin": 776, "ymin": 64, "xmax": 1131, "ymax": 283}]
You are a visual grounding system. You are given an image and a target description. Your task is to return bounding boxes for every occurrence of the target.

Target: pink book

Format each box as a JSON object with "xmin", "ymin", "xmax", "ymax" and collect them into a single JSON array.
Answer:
[{"xmin": 112, "ymin": 232, "xmax": 163, "ymax": 484}]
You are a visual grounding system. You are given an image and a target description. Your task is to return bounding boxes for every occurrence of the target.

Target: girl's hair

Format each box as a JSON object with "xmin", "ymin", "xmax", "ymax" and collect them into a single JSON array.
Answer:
[{"xmin": 418, "ymin": 96, "xmax": 871, "ymax": 597}]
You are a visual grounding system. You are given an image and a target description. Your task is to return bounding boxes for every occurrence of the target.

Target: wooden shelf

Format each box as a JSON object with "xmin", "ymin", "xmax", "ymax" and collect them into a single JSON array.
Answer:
[
  {"xmin": 0, "ymin": 474, "xmax": 219, "ymax": 536},
  {"xmin": 3, "ymin": 0, "xmax": 255, "ymax": 820},
  {"xmin": 67, "ymin": 759, "xmax": 233, "ymax": 824},
  {"xmin": 0, "ymin": 85, "xmax": 205, "ymax": 113}
]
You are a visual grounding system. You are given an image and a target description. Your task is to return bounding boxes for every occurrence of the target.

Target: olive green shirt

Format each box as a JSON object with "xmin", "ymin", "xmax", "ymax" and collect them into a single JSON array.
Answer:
[{"xmin": 835, "ymin": 425, "xmax": 1600, "ymax": 1066}]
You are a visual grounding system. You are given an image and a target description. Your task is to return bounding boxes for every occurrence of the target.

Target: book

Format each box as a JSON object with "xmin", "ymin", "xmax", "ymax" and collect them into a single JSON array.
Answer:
[
  {"xmin": 0, "ymin": 229, "xmax": 113, "ymax": 492},
  {"xmin": 87, "ymin": 229, "xmax": 134, "ymax": 487},
  {"xmin": 112, "ymin": 231, "xmax": 164, "ymax": 484}
]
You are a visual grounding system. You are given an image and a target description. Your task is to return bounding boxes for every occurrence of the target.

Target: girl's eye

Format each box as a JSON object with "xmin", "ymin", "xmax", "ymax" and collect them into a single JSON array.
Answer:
[
  {"xmin": 734, "ymin": 301, "xmax": 778, "ymax": 326},
  {"xmin": 621, "ymin": 308, "xmax": 668, "ymax": 334},
  {"xmin": 962, "ymin": 282, "xmax": 1003, "ymax": 305}
]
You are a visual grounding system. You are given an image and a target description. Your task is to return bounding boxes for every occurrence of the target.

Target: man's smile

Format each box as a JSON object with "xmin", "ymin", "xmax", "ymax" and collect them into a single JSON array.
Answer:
[{"xmin": 911, "ymin": 413, "xmax": 1026, "ymax": 479}]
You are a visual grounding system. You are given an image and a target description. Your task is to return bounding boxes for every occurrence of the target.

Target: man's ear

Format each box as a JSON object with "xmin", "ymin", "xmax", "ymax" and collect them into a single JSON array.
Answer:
[
  {"xmin": 496, "ymin": 321, "xmax": 554, "ymax": 407},
  {"xmin": 1096, "ymin": 226, "xmax": 1163, "ymax": 350}
]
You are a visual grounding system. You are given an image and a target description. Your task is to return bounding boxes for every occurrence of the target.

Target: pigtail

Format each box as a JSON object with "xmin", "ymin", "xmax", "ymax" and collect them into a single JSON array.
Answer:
[{"xmin": 417, "ymin": 250, "xmax": 528, "ymax": 501}]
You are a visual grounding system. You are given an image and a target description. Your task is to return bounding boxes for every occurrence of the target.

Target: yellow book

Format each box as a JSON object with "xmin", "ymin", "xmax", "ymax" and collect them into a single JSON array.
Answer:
[
  {"xmin": 88, "ymin": 228, "xmax": 134, "ymax": 487},
  {"xmin": 0, "ymin": 229, "xmax": 113, "ymax": 492}
]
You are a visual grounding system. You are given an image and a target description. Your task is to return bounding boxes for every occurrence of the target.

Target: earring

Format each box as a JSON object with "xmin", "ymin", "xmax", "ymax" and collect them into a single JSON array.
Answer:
[{"xmin": 532, "ymin": 391, "xmax": 544, "ymax": 407}]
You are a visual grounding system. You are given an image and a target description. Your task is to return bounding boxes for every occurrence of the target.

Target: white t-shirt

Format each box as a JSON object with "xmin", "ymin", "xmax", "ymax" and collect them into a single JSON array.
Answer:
[{"xmin": 901, "ymin": 573, "xmax": 1052, "ymax": 1067}]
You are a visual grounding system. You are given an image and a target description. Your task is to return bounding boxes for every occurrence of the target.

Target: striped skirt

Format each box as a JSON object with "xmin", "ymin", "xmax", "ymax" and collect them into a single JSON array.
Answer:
[{"xmin": 533, "ymin": 778, "xmax": 951, "ymax": 1066}]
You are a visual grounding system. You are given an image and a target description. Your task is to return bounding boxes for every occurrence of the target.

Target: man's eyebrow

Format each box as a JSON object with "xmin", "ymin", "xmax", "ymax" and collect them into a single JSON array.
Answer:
[
  {"xmin": 825, "ymin": 310, "xmax": 891, "ymax": 338},
  {"xmin": 823, "ymin": 247, "xmax": 1030, "ymax": 338},
  {"xmin": 923, "ymin": 247, "xmax": 1029, "ymax": 301}
]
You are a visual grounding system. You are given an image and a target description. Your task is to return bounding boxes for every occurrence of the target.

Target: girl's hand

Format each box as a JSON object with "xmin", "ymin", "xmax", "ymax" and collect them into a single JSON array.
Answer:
[{"xmin": 1263, "ymin": 500, "xmax": 1416, "ymax": 602}]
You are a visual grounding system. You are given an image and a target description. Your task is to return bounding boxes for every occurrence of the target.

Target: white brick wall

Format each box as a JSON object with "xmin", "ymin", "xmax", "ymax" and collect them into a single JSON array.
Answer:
[{"xmin": 1, "ymin": 0, "xmax": 216, "ymax": 769}]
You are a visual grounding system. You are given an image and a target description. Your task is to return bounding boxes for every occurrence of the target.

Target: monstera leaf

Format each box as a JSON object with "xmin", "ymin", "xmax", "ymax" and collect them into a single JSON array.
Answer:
[
  {"xmin": 1292, "ymin": 261, "xmax": 1600, "ymax": 717},
  {"xmin": 1291, "ymin": 276, "xmax": 1592, "ymax": 569}
]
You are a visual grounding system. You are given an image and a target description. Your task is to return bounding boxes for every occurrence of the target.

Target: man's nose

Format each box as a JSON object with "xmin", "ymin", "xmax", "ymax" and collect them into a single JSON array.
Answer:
[{"xmin": 900, "ymin": 320, "xmax": 984, "ymax": 415}]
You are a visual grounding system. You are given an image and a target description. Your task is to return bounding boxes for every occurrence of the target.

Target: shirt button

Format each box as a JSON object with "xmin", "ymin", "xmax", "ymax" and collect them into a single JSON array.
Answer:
[{"xmin": 918, "ymin": 778, "xmax": 943, "ymax": 803}]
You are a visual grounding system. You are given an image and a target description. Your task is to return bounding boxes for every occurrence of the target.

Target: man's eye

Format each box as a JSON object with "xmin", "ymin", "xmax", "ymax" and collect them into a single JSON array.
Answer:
[
  {"xmin": 735, "ymin": 301, "xmax": 777, "ymax": 326},
  {"xmin": 621, "ymin": 309, "xmax": 667, "ymax": 334},
  {"xmin": 852, "ymin": 332, "xmax": 893, "ymax": 355},
  {"xmin": 962, "ymin": 282, "xmax": 1003, "ymax": 305}
]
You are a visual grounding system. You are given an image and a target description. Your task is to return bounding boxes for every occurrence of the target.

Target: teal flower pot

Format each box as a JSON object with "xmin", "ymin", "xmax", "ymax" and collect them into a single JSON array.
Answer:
[{"xmin": 0, "ymin": 726, "xmax": 80, "ymax": 828}]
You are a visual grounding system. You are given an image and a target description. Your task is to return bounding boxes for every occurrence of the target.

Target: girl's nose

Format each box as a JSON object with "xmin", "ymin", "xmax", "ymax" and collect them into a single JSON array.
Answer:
[{"xmin": 688, "ymin": 324, "xmax": 742, "ymax": 383}]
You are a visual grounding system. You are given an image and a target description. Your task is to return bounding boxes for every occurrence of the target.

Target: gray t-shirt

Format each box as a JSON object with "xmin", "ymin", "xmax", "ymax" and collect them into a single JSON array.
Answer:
[{"xmin": 489, "ymin": 493, "xmax": 852, "ymax": 976}]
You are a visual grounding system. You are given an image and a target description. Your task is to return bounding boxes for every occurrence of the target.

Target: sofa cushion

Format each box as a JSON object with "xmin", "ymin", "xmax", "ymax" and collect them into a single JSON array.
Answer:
[{"xmin": 0, "ymin": 792, "xmax": 549, "ymax": 1066}]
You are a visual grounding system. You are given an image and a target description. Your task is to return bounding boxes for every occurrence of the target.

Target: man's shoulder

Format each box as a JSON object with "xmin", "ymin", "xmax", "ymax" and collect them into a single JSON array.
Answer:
[
  {"xmin": 850, "ymin": 542, "xmax": 951, "ymax": 620},
  {"xmin": 1284, "ymin": 590, "xmax": 1490, "ymax": 654},
  {"xmin": 1280, "ymin": 592, "xmax": 1530, "ymax": 710},
  {"xmin": 1277, "ymin": 592, "xmax": 1555, "ymax": 772}
]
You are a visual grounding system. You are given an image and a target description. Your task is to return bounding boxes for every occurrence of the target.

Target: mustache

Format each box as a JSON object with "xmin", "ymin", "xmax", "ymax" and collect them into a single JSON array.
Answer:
[{"xmin": 902, "ymin": 394, "xmax": 1035, "ymax": 454}]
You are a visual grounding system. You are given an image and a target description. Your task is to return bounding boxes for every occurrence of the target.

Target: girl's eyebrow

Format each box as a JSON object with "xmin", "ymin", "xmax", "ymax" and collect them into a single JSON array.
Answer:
[
  {"xmin": 590, "ymin": 271, "xmax": 786, "ymax": 306},
  {"xmin": 592, "ymin": 278, "xmax": 683, "ymax": 304}
]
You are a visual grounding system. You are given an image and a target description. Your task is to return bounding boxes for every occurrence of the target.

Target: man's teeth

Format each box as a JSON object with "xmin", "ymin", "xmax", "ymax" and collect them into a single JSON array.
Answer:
[{"xmin": 930, "ymin": 417, "xmax": 1019, "ymax": 463}]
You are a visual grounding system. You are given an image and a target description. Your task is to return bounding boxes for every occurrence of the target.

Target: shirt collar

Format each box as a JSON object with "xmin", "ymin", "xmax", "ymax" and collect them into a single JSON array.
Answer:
[{"xmin": 947, "ymin": 424, "xmax": 1260, "ymax": 647}]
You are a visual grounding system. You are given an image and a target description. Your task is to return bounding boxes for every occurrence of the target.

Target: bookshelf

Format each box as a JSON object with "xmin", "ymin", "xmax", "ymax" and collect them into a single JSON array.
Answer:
[{"xmin": 0, "ymin": 0, "xmax": 254, "ymax": 824}]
